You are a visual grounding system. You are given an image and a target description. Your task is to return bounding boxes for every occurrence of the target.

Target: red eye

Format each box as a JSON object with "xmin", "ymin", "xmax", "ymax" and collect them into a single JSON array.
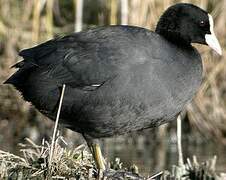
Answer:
[{"xmin": 199, "ymin": 20, "xmax": 205, "ymax": 27}]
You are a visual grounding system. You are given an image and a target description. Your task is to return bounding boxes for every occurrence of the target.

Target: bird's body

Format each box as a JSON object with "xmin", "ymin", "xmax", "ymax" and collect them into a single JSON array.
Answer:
[
  {"xmin": 5, "ymin": 3, "xmax": 221, "ymax": 170},
  {"xmin": 6, "ymin": 26, "xmax": 202, "ymax": 138}
]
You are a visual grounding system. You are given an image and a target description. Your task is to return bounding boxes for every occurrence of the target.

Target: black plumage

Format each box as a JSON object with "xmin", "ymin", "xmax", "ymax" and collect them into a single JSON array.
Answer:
[
  {"xmin": 4, "ymin": 3, "xmax": 221, "ymax": 169},
  {"xmin": 5, "ymin": 25, "xmax": 203, "ymax": 137}
]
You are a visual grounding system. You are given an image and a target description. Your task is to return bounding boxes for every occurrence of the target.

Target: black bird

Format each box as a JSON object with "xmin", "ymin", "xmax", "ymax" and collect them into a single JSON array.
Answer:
[{"xmin": 4, "ymin": 3, "xmax": 222, "ymax": 170}]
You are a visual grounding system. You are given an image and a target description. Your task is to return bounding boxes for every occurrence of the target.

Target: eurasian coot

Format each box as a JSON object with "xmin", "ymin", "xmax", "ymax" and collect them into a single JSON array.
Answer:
[{"xmin": 4, "ymin": 3, "xmax": 222, "ymax": 170}]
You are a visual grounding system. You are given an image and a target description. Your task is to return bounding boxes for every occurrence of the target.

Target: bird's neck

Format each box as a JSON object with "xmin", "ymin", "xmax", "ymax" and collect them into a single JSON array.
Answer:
[
  {"xmin": 155, "ymin": 12, "xmax": 191, "ymax": 47},
  {"xmin": 155, "ymin": 27, "xmax": 191, "ymax": 48}
]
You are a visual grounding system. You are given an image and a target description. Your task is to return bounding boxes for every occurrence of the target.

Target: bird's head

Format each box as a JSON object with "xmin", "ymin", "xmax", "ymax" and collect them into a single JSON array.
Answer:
[{"xmin": 156, "ymin": 3, "xmax": 222, "ymax": 55}]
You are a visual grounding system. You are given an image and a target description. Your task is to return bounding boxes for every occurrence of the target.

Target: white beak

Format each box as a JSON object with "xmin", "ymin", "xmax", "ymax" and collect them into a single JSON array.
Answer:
[{"xmin": 205, "ymin": 14, "xmax": 222, "ymax": 55}]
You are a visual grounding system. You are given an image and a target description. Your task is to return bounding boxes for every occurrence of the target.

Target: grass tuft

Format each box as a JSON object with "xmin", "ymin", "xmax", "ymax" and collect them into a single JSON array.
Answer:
[{"xmin": 0, "ymin": 137, "xmax": 95, "ymax": 179}]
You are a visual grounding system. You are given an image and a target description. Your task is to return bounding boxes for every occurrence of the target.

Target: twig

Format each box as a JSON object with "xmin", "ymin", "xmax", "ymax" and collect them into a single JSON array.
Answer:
[
  {"xmin": 177, "ymin": 115, "xmax": 184, "ymax": 166},
  {"xmin": 32, "ymin": 0, "xmax": 41, "ymax": 42},
  {"xmin": 110, "ymin": 0, "xmax": 117, "ymax": 25},
  {"xmin": 74, "ymin": 0, "xmax": 83, "ymax": 32},
  {"xmin": 46, "ymin": 0, "xmax": 54, "ymax": 39},
  {"xmin": 49, "ymin": 84, "xmax": 66, "ymax": 169},
  {"xmin": 148, "ymin": 171, "xmax": 163, "ymax": 179},
  {"xmin": 121, "ymin": 0, "xmax": 128, "ymax": 25}
]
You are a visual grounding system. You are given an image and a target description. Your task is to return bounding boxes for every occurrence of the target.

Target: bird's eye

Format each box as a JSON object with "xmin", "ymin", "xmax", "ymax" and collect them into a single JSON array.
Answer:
[{"xmin": 199, "ymin": 20, "xmax": 205, "ymax": 27}]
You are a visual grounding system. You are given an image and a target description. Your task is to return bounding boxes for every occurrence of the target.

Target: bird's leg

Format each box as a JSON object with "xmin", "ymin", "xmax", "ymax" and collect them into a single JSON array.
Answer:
[
  {"xmin": 90, "ymin": 143, "xmax": 106, "ymax": 170},
  {"xmin": 83, "ymin": 134, "xmax": 106, "ymax": 170}
]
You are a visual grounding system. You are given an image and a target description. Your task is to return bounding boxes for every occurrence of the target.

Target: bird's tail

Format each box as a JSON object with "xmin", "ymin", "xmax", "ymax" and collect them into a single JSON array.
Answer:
[{"xmin": 3, "ymin": 60, "xmax": 37, "ymax": 92}]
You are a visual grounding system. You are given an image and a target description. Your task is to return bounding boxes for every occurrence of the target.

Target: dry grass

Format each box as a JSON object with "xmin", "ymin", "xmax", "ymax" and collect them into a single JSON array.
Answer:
[
  {"xmin": 1, "ymin": 0, "xmax": 226, "ymax": 144},
  {"xmin": 0, "ymin": 137, "xmax": 95, "ymax": 179}
]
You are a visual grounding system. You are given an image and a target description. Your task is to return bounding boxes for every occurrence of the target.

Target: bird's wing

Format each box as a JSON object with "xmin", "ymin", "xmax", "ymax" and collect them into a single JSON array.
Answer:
[
  {"xmin": 40, "ymin": 34, "xmax": 126, "ymax": 91},
  {"xmin": 46, "ymin": 49, "xmax": 119, "ymax": 91},
  {"xmin": 17, "ymin": 26, "xmax": 152, "ymax": 91}
]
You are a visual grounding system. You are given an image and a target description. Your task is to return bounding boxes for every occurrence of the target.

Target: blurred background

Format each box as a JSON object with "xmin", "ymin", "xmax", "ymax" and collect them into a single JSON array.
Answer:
[{"xmin": 0, "ymin": 0, "xmax": 226, "ymax": 176}]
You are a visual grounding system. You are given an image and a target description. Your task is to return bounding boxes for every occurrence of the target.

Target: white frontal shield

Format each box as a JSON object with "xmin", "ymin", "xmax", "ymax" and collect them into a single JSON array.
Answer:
[{"xmin": 205, "ymin": 14, "xmax": 222, "ymax": 55}]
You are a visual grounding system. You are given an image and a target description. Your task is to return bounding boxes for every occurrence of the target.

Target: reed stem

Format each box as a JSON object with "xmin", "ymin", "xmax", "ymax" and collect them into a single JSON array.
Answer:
[{"xmin": 49, "ymin": 84, "xmax": 66, "ymax": 170}]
